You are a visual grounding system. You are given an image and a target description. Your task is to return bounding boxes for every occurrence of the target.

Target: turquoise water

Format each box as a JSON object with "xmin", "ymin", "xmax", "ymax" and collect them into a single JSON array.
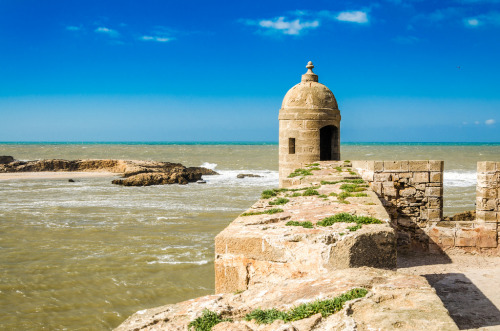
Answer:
[{"xmin": 1, "ymin": 142, "xmax": 499, "ymax": 330}]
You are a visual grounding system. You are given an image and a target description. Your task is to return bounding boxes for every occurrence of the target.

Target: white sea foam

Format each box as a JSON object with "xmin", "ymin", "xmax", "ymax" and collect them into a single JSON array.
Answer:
[
  {"xmin": 443, "ymin": 171, "xmax": 477, "ymax": 188},
  {"xmin": 200, "ymin": 162, "xmax": 218, "ymax": 170},
  {"xmin": 147, "ymin": 260, "xmax": 209, "ymax": 265},
  {"xmin": 204, "ymin": 169, "xmax": 279, "ymax": 188}
]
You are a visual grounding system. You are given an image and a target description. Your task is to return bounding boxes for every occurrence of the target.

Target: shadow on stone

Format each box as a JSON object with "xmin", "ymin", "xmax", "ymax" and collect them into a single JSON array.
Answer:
[
  {"xmin": 424, "ymin": 273, "xmax": 500, "ymax": 330},
  {"xmin": 397, "ymin": 249, "xmax": 452, "ymax": 268}
]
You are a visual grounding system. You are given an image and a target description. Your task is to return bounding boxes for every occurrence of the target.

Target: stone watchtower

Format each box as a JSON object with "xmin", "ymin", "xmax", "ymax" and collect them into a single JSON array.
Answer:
[{"xmin": 279, "ymin": 61, "xmax": 341, "ymax": 186}]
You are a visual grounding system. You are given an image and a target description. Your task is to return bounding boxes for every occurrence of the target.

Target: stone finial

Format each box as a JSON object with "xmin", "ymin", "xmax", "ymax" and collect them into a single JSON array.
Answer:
[{"xmin": 302, "ymin": 61, "xmax": 318, "ymax": 82}]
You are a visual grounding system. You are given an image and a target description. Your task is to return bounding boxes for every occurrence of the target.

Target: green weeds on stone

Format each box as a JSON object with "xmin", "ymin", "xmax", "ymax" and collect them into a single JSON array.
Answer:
[
  {"xmin": 261, "ymin": 190, "xmax": 277, "ymax": 199},
  {"xmin": 339, "ymin": 184, "xmax": 366, "ymax": 193},
  {"xmin": 318, "ymin": 194, "xmax": 328, "ymax": 198},
  {"xmin": 335, "ymin": 167, "xmax": 343, "ymax": 172},
  {"xmin": 344, "ymin": 160, "xmax": 351, "ymax": 163},
  {"xmin": 291, "ymin": 192, "xmax": 302, "ymax": 197},
  {"xmin": 241, "ymin": 208, "xmax": 284, "ymax": 217},
  {"xmin": 188, "ymin": 309, "xmax": 232, "ymax": 331},
  {"xmin": 269, "ymin": 197, "xmax": 290, "ymax": 205},
  {"xmin": 306, "ymin": 163, "xmax": 320, "ymax": 167},
  {"xmin": 244, "ymin": 288, "xmax": 368, "ymax": 325},
  {"xmin": 302, "ymin": 187, "xmax": 319, "ymax": 196},
  {"xmin": 288, "ymin": 168, "xmax": 313, "ymax": 178},
  {"xmin": 285, "ymin": 220, "xmax": 314, "ymax": 228},
  {"xmin": 353, "ymin": 193, "xmax": 368, "ymax": 197},
  {"xmin": 317, "ymin": 213, "xmax": 383, "ymax": 230}
]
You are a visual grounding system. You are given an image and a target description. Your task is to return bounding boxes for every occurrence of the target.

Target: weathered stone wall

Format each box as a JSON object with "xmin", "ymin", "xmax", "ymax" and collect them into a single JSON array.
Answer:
[
  {"xmin": 353, "ymin": 160, "xmax": 444, "ymax": 251},
  {"xmin": 426, "ymin": 161, "xmax": 500, "ymax": 253}
]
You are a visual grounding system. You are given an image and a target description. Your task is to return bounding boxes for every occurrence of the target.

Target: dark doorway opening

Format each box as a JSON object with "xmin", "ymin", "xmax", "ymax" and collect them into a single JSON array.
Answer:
[{"xmin": 320, "ymin": 125, "xmax": 338, "ymax": 161}]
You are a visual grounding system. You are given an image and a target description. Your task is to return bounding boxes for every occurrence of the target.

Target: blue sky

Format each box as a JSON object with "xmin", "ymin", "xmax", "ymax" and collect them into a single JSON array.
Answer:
[{"xmin": 0, "ymin": 0, "xmax": 499, "ymax": 142}]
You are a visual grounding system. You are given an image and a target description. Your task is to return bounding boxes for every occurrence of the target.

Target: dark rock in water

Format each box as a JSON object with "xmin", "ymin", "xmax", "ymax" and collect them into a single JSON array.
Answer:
[
  {"xmin": 186, "ymin": 167, "xmax": 219, "ymax": 176},
  {"xmin": 0, "ymin": 156, "xmax": 14, "ymax": 164},
  {"xmin": 443, "ymin": 210, "xmax": 476, "ymax": 222},
  {"xmin": 68, "ymin": 179, "xmax": 75, "ymax": 182},
  {"xmin": 197, "ymin": 180, "xmax": 207, "ymax": 184},
  {"xmin": 237, "ymin": 173, "xmax": 262, "ymax": 179}
]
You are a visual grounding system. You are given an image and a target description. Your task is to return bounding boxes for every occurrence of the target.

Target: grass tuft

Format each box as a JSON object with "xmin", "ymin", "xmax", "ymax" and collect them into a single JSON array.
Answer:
[
  {"xmin": 188, "ymin": 309, "xmax": 232, "ymax": 331},
  {"xmin": 261, "ymin": 190, "xmax": 277, "ymax": 199},
  {"xmin": 286, "ymin": 220, "xmax": 314, "ymax": 228},
  {"xmin": 317, "ymin": 213, "xmax": 383, "ymax": 229},
  {"xmin": 288, "ymin": 168, "xmax": 313, "ymax": 178},
  {"xmin": 241, "ymin": 208, "xmax": 284, "ymax": 216},
  {"xmin": 302, "ymin": 187, "xmax": 319, "ymax": 196},
  {"xmin": 269, "ymin": 197, "xmax": 290, "ymax": 205},
  {"xmin": 245, "ymin": 288, "xmax": 368, "ymax": 324}
]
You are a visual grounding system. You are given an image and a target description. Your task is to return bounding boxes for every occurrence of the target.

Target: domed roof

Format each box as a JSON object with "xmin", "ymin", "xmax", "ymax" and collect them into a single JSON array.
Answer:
[{"xmin": 281, "ymin": 61, "xmax": 338, "ymax": 110}]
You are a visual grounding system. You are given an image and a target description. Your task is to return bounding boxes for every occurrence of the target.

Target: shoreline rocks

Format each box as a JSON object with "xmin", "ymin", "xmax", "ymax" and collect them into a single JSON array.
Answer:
[{"xmin": 0, "ymin": 157, "xmax": 219, "ymax": 186}]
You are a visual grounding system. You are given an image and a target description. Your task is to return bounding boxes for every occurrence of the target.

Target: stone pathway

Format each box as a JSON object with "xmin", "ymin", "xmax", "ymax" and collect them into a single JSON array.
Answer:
[{"xmin": 398, "ymin": 251, "xmax": 500, "ymax": 331}]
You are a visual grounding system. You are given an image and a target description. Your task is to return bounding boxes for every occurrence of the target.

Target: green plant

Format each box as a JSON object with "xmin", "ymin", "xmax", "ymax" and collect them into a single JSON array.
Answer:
[
  {"xmin": 306, "ymin": 163, "xmax": 320, "ymax": 167},
  {"xmin": 261, "ymin": 190, "xmax": 277, "ymax": 199},
  {"xmin": 318, "ymin": 194, "xmax": 328, "ymax": 198},
  {"xmin": 353, "ymin": 193, "xmax": 368, "ymax": 197},
  {"xmin": 188, "ymin": 309, "xmax": 232, "ymax": 331},
  {"xmin": 347, "ymin": 224, "xmax": 362, "ymax": 231},
  {"xmin": 288, "ymin": 168, "xmax": 313, "ymax": 178},
  {"xmin": 302, "ymin": 187, "xmax": 319, "ymax": 196},
  {"xmin": 335, "ymin": 166, "xmax": 342, "ymax": 172},
  {"xmin": 291, "ymin": 192, "xmax": 302, "ymax": 197},
  {"xmin": 339, "ymin": 184, "xmax": 365, "ymax": 193},
  {"xmin": 344, "ymin": 160, "xmax": 351, "ymax": 163},
  {"xmin": 286, "ymin": 220, "xmax": 314, "ymax": 228},
  {"xmin": 245, "ymin": 288, "xmax": 368, "ymax": 324},
  {"xmin": 329, "ymin": 192, "xmax": 338, "ymax": 196},
  {"xmin": 241, "ymin": 208, "xmax": 284, "ymax": 216},
  {"xmin": 269, "ymin": 197, "xmax": 290, "ymax": 205},
  {"xmin": 317, "ymin": 213, "xmax": 383, "ymax": 228}
]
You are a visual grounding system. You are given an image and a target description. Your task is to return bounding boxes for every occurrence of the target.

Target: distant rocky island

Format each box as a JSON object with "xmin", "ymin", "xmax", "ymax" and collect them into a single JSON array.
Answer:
[{"xmin": 0, "ymin": 156, "xmax": 218, "ymax": 186}]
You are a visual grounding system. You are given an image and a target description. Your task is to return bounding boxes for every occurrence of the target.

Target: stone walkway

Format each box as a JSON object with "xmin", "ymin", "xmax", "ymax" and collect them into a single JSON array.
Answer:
[{"xmin": 398, "ymin": 251, "xmax": 500, "ymax": 331}]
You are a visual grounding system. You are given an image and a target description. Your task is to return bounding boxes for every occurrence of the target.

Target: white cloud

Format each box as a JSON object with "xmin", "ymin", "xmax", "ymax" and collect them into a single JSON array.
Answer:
[
  {"xmin": 485, "ymin": 119, "xmax": 496, "ymax": 125},
  {"xmin": 140, "ymin": 35, "xmax": 172, "ymax": 42},
  {"xmin": 95, "ymin": 27, "xmax": 119, "ymax": 37},
  {"xmin": 464, "ymin": 11, "xmax": 500, "ymax": 27},
  {"xmin": 252, "ymin": 17, "xmax": 319, "ymax": 35},
  {"xmin": 475, "ymin": 121, "xmax": 480, "ymax": 125},
  {"xmin": 66, "ymin": 26, "xmax": 81, "ymax": 31},
  {"xmin": 464, "ymin": 18, "xmax": 481, "ymax": 26},
  {"xmin": 336, "ymin": 11, "xmax": 369, "ymax": 24}
]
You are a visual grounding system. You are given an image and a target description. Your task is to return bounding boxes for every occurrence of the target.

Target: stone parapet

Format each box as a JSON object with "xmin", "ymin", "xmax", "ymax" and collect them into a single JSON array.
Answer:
[
  {"xmin": 215, "ymin": 161, "xmax": 395, "ymax": 293},
  {"xmin": 353, "ymin": 160, "xmax": 444, "ymax": 251}
]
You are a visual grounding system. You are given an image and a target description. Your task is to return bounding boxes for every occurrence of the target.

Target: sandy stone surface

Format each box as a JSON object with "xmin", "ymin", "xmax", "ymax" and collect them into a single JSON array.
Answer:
[
  {"xmin": 0, "ymin": 171, "xmax": 117, "ymax": 180},
  {"xmin": 398, "ymin": 251, "xmax": 500, "ymax": 331},
  {"xmin": 115, "ymin": 267, "xmax": 458, "ymax": 331}
]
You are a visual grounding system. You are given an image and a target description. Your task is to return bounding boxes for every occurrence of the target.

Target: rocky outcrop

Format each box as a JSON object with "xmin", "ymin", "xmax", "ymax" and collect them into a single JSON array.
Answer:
[
  {"xmin": 443, "ymin": 210, "xmax": 476, "ymax": 222},
  {"xmin": 0, "ymin": 156, "xmax": 14, "ymax": 164},
  {"xmin": 115, "ymin": 267, "xmax": 458, "ymax": 331},
  {"xmin": 0, "ymin": 158, "xmax": 218, "ymax": 186}
]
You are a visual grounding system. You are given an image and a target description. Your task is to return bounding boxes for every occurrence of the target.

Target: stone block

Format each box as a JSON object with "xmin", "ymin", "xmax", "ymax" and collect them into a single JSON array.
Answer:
[
  {"xmin": 477, "ymin": 161, "xmax": 497, "ymax": 173},
  {"xmin": 425, "ymin": 187, "xmax": 442, "ymax": 197},
  {"xmin": 428, "ymin": 209, "xmax": 442, "ymax": 221},
  {"xmin": 384, "ymin": 161, "xmax": 403, "ymax": 172},
  {"xmin": 409, "ymin": 161, "xmax": 429, "ymax": 172},
  {"xmin": 455, "ymin": 229, "xmax": 478, "ymax": 247},
  {"xmin": 374, "ymin": 173, "xmax": 392, "ymax": 181},
  {"xmin": 383, "ymin": 186, "xmax": 397, "ymax": 197},
  {"xmin": 477, "ymin": 228, "xmax": 498, "ymax": 248},
  {"xmin": 374, "ymin": 161, "xmax": 384, "ymax": 172},
  {"xmin": 400, "ymin": 187, "xmax": 417, "ymax": 197},
  {"xmin": 413, "ymin": 172, "xmax": 430, "ymax": 183},
  {"xmin": 429, "ymin": 160, "xmax": 444, "ymax": 172},
  {"xmin": 427, "ymin": 197, "xmax": 442, "ymax": 209},
  {"xmin": 477, "ymin": 187, "xmax": 498, "ymax": 199},
  {"xmin": 430, "ymin": 172, "xmax": 442, "ymax": 183},
  {"xmin": 476, "ymin": 211, "xmax": 498, "ymax": 222},
  {"xmin": 441, "ymin": 236, "xmax": 455, "ymax": 247},
  {"xmin": 372, "ymin": 182, "xmax": 383, "ymax": 195}
]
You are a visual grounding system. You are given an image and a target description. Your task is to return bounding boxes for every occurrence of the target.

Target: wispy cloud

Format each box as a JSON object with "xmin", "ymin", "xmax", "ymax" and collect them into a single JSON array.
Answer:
[
  {"xmin": 464, "ymin": 11, "xmax": 500, "ymax": 27},
  {"xmin": 94, "ymin": 26, "xmax": 119, "ymax": 37},
  {"xmin": 244, "ymin": 16, "xmax": 320, "ymax": 35},
  {"xmin": 485, "ymin": 119, "xmax": 496, "ymax": 125},
  {"xmin": 66, "ymin": 26, "xmax": 81, "ymax": 31},
  {"xmin": 335, "ymin": 11, "xmax": 369, "ymax": 24},
  {"xmin": 241, "ymin": 9, "xmax": 370, "ymax": 36},
  {"xmin": 140, "ymin": 35, "xmax": 172, "ymax": 42}
]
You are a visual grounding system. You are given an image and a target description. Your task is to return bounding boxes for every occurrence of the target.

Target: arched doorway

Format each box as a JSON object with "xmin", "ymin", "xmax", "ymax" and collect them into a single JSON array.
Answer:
[{"xmin": 320, "ymin": 125, "xmax": 339, "ymax": 161}]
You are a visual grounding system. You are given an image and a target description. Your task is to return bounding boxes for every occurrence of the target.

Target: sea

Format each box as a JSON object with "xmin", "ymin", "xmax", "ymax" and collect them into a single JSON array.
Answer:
[{"xmin": 1, "ymin": 142, "xmax": 499, "ymax": 330}]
